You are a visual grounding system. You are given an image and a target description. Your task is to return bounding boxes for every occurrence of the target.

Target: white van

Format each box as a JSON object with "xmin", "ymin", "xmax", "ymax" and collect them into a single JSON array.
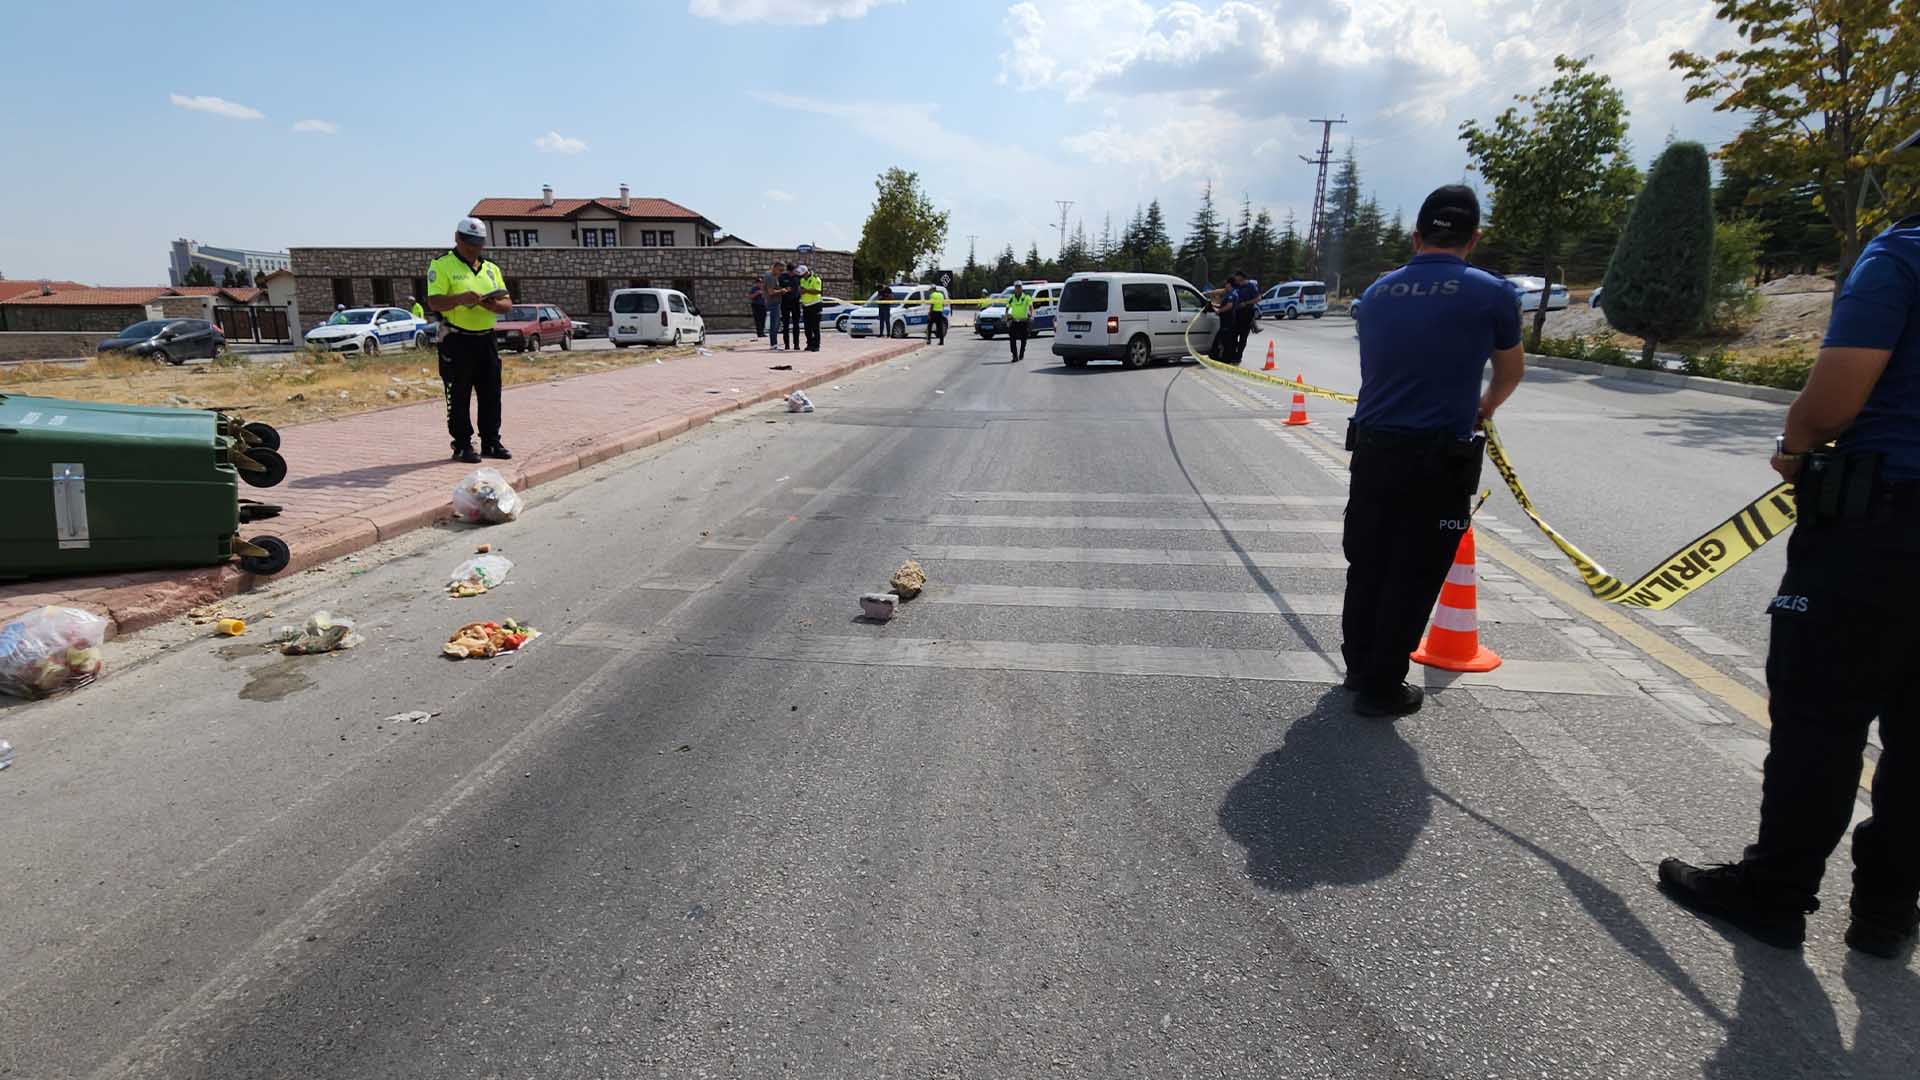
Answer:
[
  {"xmin": 1256, "ymin": 280, "xmax": 1329, "ymax": 320},
  {"xmin": 1050, "ymin": 272, "xmax": 1221, "ymax": 369},
  {"xmin": 609, "ymin": 287, "xmax": 706, "ymax": 347},
  {"xmin": 846, "ymin": 284, "xmax": 931, "ymax": 338}
]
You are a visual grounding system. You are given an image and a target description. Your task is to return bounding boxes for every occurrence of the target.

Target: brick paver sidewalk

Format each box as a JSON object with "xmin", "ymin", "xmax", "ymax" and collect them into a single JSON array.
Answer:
[{"xmin": 0, "ymin": 334, "xmax": 923, "ymax": 635}]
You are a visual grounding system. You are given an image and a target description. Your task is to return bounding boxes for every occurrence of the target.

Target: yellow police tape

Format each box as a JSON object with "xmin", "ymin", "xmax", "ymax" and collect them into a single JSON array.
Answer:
[{"xmin": 1183, "ymin": 320, "xmax": 1797, "ymax": 611}]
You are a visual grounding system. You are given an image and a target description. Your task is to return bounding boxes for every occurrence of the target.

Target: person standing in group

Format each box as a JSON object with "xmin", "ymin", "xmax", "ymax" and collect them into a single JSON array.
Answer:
[
  {"xmin": 1340, "ymin": 185, "xmax": 1523, "ymax": 717},
  {"xmin": 798, "ymin": 264, "xmax": 824, "ymax": 351},
  {"xmin": 927, "ymin": 277, "xmax": 949, "ymax": 345},
  {"xmin": 408, "ymin": 295, "xmax": 425, "ymax": 320},
  {"xmin": 330, "ymin": 304, "xmax": 347, "ymax": 325},
  {"xmin": 779, "ymin": 261, "xmax": 802, "ymax": 351},
  {"xmin": 1659, "ymin": 210, "xmax": 1920, "ymax": 959},
  {"xmin": 748, "ymin": 276, "xmax": 768, "ymax": 340},
  {"xmin": 761, "ymin": 261, "xmax": 787, "ymax": 349},
  {"xmin": 1225, "ymin": 271, "xmax": 1260, "ymax": 364},
  {"xmin": 1004, "ymin": 281, "xmax": 1033, "ymax": 362},
  {"xmin": 426, "ymin": 217, "xmax": 514, "ymax": 464}
]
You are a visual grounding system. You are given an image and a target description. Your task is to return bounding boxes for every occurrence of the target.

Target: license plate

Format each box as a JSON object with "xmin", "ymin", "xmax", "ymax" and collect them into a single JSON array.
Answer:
[{"xmin": 1067, "ymin": 321, "xmax": 1091, "ymax": 332}]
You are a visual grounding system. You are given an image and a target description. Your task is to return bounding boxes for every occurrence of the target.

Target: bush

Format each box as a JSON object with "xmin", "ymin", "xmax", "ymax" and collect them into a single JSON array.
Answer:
[
  {"xmin": 1699, "ymin": 219, "xmax": 1765, "ymax": 334},
  {"xmin": 1600, "ymin": 141, "xmax": 1715, "ymax": 362}
]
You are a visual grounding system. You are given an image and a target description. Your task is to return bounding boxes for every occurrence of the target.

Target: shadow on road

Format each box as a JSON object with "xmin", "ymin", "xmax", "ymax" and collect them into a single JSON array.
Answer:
[
  {"xmin": 1218, "ymin": 693, "xmax": 1430, "ymax": 890},
  {"xmin": 287, "ymin": 458, "xmax": 456, "ymax": 489},
  {"xmin": 1639, "ymin": 407, "xmax": 1784, "ymax": 453},
  {"xmin": 1703, "ymin": 935, "xmax": 1920, "ymax": 1078}
]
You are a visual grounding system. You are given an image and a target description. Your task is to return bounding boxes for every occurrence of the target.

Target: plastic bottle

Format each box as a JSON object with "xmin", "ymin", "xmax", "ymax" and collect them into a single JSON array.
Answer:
[{"xmin": 0, "ymin": 740, "xmax": 13, "ymax": 771}]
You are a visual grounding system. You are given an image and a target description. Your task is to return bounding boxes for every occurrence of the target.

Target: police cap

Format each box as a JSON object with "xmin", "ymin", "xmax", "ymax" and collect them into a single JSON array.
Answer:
[{"xmin": 1416, "ymin": 185, "xmax": 1480, "ymax": 245}]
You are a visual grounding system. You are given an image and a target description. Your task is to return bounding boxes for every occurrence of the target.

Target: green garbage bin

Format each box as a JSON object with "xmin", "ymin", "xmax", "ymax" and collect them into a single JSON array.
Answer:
[{"xmin": 0, "ymin": 393, "xmax": 290, "ymax": 578}]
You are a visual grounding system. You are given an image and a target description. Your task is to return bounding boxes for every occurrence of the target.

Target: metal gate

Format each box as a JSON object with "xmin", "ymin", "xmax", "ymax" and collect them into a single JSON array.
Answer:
[{"xmin": 214, "ymin": 305, "xmax": 291, "ymax": 343}]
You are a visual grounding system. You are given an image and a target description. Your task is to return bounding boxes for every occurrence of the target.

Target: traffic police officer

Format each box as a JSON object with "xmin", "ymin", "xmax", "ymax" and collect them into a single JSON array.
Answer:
[
  {"xmin": 1005, "ymin": 281, "xmax": 1033, "ymax": 363},
  {"xmin": 1218, "ymin": 271, "xmax": 1259, "ymax": 364},
  {"xmin": 927, "ymin": 277, "xmax": 949, "ymax": 345},
  {"xmin": 798, "ymin": 264, "xmax": 824, "ymax": 351},
  {"xmin": 427, "ymin": 217, "xmax": 513, "ymax": 464},
  {"xmin": 1660, "ymin": 209, "xmax": 1920, "ymax": 959},
  {"xmin": 1342, "ymin": 185, "xmax": 1523, "ymax": 717},
  {"xmin": 408, "ymin": 295, "xmax": 425, "ymax": 320}
]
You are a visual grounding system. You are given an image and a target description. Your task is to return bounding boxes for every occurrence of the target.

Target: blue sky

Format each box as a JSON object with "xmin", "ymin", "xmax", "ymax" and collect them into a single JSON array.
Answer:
[{"xmin": 0, "ymin": 0, "xmax": 1749, "ymax": 284}]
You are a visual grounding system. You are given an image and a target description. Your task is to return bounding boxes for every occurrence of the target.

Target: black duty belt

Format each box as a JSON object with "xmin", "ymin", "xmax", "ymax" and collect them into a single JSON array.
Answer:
[
  {"xmin": 1347, "ymin": 422, "xmax": 1480, "ymax": 455},
  {"xmin": 442, "ymin": 326, "xmax": 493, "ymax": 337}
]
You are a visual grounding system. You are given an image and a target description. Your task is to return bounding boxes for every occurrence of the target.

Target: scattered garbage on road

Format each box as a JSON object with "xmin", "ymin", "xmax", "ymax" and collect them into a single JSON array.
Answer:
[
  {"xmin": 0, "ymin": 740, "xmax": 14, "ymax": 771},
  {"xmin": 890, "ymin": 559, "xmax": 927, "ymax": 601},
  {"xmin": 447, "ymin": 553, "xmax": 514, "ymax": 597},
  {"xmin": 443, "ymin": 618, "xmax": 539, "ymax": 659},
  {"xmin": 770, "ymin": 364, "xmax": 793, "ymax": 371},
  {"xmin": 278, "ymin": 611, "xmax": 364, "ymax": 655},
  {"xmin": 385, "ymin": 710, "xmax": 434, "ymax": 724},
  {"xmin": 451, "ymin": 467, "xmax": 521, "ymax": 524},
  {"xmin": 0, "ymin": 606, "xmax": 107, "ymax": 700},
  {"xmin": 216, "ymin": 618, "xmax": 247, "ymax": 636},
  {"xmin": 786, "ymin": 390, "xmax": 814, "ymax": 413},
  {"xmin": 859, "ymin": 593, "xmax": 899, "ymax": 621}
]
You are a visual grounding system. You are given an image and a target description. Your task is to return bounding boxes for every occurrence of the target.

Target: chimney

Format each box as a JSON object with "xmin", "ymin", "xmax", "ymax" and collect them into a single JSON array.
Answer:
[
  {"xmin": 541, "ymin": 184, "xmax": 554, "ymax": 207},
  {"xmin": 39, "ymin": 280, "xmax": 53, "ymax": 296},
  {"xmin": 618, "ymin": 183, "xmax": 631, "ymax": 210}
]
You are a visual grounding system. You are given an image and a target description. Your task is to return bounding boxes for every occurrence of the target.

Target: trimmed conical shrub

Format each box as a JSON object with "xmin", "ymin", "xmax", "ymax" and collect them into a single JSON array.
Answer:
[{"xmin": 1600, "ymin": 141, "xmax": 1714, "ymax": 365}]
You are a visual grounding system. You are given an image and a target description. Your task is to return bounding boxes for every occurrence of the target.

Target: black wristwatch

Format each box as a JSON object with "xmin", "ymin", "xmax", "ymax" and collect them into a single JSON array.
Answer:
[{"xmin": 1774, "ymin": 434, "xmax": 1804, "ymax": 459}]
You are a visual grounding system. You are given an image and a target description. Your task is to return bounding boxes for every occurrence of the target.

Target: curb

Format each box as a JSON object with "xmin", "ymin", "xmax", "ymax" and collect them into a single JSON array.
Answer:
[
  {"xmin": 2, "ymin": 339, "xmax": 925, "ymax": 639},
  {"xmin": 1523, "ymin": 353, "xmax": 1799, "ymax": 405}
]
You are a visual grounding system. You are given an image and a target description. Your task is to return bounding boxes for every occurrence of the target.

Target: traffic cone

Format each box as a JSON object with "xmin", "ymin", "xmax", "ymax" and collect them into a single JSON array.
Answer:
[
  {"xmin": 1262, "ymin": 341, "xmax": 1276, "ymax": 371},
  {"xmin": 1283, "ymin": 373, "xmax": 1311, "ymax": 426},
  {"xmin": 1410, "ymin": 527, "xmax": 1502, "ymax": 673}
]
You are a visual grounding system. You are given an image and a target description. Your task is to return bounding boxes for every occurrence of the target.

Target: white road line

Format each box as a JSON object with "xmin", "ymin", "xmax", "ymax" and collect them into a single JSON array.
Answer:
[
  {"xmin": 930, "ymin": 582, "xmax": 1526, "ymax": 623},
  {"xmin": 563, "ymin": 631, "xmax": 1625, "ymax": 697},
  {"xmin": 942, "ymin": 490, "xmax": 1350, "ymax": 507},
  {"xmin": 918, "ymin": 513, "xmax": 1344, "ymax": 533},
  {"xmin": 904, "ymin": 544, "xmax": 1348, "ymax": 569}
]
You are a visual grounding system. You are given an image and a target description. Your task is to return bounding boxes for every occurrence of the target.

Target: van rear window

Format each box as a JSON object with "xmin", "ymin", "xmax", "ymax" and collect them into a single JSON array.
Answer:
[
  {"xmin": 1121, "ymin": 283, "xmax": 1171, "ymax": 312},
  {"xmin": 1060, "ymin": 280, "xmax": 1111, "ymax": 312},
  {"xmin": 613, "ymin": 293, "xmax": 660, "ymax": 314},
  {"xmin": 1302, "ymin": 285, "xmax": 1327, "ymax": 297}
]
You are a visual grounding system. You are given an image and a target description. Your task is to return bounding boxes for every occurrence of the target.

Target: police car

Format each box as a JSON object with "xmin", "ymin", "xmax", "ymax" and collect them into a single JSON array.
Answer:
[
  {"xmin": 974, "ymin": 280, "xmax": 1059, "ymax": 339},
  {"xmin": 304, "ymin": 307, "xmax": 430, "ymax": 354},
  {"xmin": 1256, "ymin": 280, "xmax": 1329, "ymax": 320},
  {"xmin": 1506, "ymin": 275, "xmax": 1570, "ymax": 312},
  {"xmin": 817, "ymin": 297, "xmax": 860, "ymax": 333},
  {"xmin": 846, "ymin": 285, "xmax": 933, "ymax": 338}
]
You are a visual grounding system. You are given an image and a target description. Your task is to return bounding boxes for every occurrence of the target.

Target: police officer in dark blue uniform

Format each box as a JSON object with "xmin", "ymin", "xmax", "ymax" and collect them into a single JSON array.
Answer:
[
  {"xmin": 1341, "ymin": 185, "xmax": 1524, "ymax": 717},
  {"xmin": 1660, "ymin": 210, "xmax": 1920, "ymax": 959}
]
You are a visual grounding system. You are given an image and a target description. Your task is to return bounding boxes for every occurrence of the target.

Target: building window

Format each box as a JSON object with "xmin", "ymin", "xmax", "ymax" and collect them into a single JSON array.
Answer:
[
  {"xmin": 659, "ymin": 231, "xmax": 675, "ymax": 247},
  {"xmin": 504, "ymin": 231, "xmax": 519, "ymax": 247},
  {"xmin": 582, "ymin": 230, "xmax": 599, "ymax": 248},
  {"xmin": 627, "ymin": 277, "xmax": 651, "ymax": 290},
  {"xmin": 599, "ymin": 228, "xmax": 618, "ymax": 247},
  {"xmin": 587, "ymin": 279, "xmax": 609, "ymax": 313},
  {"xmin": 641, "ymin": 230, "xmax": 657, "ymax": 247},
  {"xmin": 331, "ymin": 277, "xmax": 355, "ymax": 308},
  {"xmin": 371, "ymin": 277, "xmax": 393, "ymax": 305},
  {"xmin": 502, "ymin": 228, "xmax": 540, "ymax": 247},
  {"xmin": 411, "ymin": 277, "xmax": 428, "ymax": 305},
  {"xmin": 505, "ymin": 278, "xmax": 523, "ymax": 301}
]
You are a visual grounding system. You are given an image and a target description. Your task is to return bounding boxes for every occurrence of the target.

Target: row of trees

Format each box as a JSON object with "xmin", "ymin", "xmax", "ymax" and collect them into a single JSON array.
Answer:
[{"xmin": 178, "ymin": 264, "xmax": 256, "ymax": 288}]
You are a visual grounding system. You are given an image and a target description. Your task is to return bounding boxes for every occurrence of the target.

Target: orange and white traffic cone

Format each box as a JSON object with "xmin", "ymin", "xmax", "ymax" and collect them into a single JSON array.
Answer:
[
  {"xmin": 1283, "ymin": 373, "xmax": 1311, "ymax": 426},
  {"xmin": 1262, "ymin": 341, "xmax": 1276, "ymax": 371},
  {"xmin": 1410, "ymin": 527, "xmax": 1502, "ymax": 672}
]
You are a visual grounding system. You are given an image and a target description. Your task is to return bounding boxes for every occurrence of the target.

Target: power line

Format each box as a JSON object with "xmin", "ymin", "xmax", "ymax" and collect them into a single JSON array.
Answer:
[
  {"xmin": 1300, "ymin": 116, "xmax": 1347, "ymax": 276},
  {"xmin": 1054, "ymin": 200, "xmax": 1075, "ymax": 256}
]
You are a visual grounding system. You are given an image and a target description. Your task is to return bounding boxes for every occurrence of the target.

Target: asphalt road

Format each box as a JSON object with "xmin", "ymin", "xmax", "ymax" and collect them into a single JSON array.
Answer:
[{"xmin": 1, "ymin": 330, "xmax": 1912, "ymax": 1079}]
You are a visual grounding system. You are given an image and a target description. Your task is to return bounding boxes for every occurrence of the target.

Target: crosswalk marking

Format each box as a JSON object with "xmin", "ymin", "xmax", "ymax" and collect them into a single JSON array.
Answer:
[
  {"xmin": 941, "ymin": 491, "xmax": 1350, "ymax": 507},
  {"xmin": 917, "ymin": 513, "xmax": 1343, "ymax": 533},
  {"xmin": 902, "ymin": 544, "xmax": 1348, "ymax": 569},
  {"xmin": 929, "ymin": 583, "xmax": 1525, "ymax": 623}
]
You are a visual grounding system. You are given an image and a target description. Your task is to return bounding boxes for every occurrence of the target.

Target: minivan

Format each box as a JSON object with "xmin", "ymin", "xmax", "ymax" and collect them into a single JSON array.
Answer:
[
  {"xmin": 1256, "ymin": 280, "xmax": 1329, "ymax": 320},
  {"xmin": 609, "ymin": 287, "xmax": 706, "ymax": 347},
  {"xmin": 1050, "ymin": 272, "xmax": 1221, "ymax": 369}
]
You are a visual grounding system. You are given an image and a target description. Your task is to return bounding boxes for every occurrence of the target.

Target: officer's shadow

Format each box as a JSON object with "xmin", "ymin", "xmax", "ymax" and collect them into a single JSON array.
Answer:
[{"xmin": 1707, "ymin": 934, "xmax": 1920, "ymax": 1078}]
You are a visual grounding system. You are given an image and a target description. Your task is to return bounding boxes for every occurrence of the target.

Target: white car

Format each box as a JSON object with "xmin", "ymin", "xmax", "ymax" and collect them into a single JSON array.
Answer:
[
  {"xmin": 1050, "ymin": 272, "xmax": 1221, "ymax": 370},
  {"xmin": 1506, "ymin": 275, "xmax": 1570, "ymax": 312},
  {"xmin": 975, "ymin": 280, "xmax": 1060, "ymax": 338},
  {"xmin": 816, "ymin": 297, "xmax": 860, "ymax": 333},
  {"xmin": 609, "ymin": 287, "xmax": 706, "ymax": 347},
  {"xmin": 847, "ymin": 285, "xmax": 933, "ymax": 338},
  {"xmin": 305, "ymin": 307, "xmax": 429, "ymax": 354}
]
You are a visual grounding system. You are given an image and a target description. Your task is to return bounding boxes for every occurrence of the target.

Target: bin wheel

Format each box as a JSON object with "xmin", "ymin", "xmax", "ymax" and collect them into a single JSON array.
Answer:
[
  {"xmin": 238, "ymin": 535, "xmax": 291, "ymax": 575},
  {"xmin": 243, "ymin": 421, "xmax": 281, "ymax": 451},
  {"xmin": 241, "ymin": 447, "xmax": 288, "ymax": 488}
]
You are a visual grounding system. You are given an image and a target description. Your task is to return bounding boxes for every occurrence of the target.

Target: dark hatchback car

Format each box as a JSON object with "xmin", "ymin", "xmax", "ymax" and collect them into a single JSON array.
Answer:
[{"xmin": 97, "ymin": 319, "xmax": 225, "ymax": 364}]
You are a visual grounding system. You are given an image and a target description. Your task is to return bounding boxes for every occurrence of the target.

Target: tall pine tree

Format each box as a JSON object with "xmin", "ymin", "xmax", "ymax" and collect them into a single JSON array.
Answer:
[
  {"xmin": 1318, "ymin": 146, "xmax": 1362, "ymax": 282},
  {"xmin": 1600, "ymin": 141, "xmax": 1715, "ymax": 365},
  {"xmin": 1178, "ymin": 181, "xmax": 1225, "ymax": 286},
  {"xmin": 1276, "ymin": 211, "xmax": 1302, "ymax": 281}
]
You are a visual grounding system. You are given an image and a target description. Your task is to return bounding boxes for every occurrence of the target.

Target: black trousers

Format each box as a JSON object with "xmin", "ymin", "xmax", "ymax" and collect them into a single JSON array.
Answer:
[
  {"xmin": 803, "ymin": 303, "xmax": 822, "ymax": 349},
  {"xmin": 1230, "ymin": 309, "xmax": 1256, "ymax": 362},
  {"xmin": 1340, "ymin": 437, "xmax": 1478, "ymax": 692},
  {"xmin": 1007, "ymin": 319, "xmax": 1029, "ymax": 360},
  {"xmin": 752, "ymin": 305, "xmax": 769, "ymax": 337},
  {"xmin": 438, "ymin": 330, "xmax": 501, "ymax": 447},
  {"xmin": 1744, "ymin": 507, "xmax": 1920, "ymax": 919},
  {"xmin": 927, "ymin": 312, "xmax": 948, "ymax": 343},
  {"xmin": 782, "ymin": 303, "xmax": 801, "ymax": 349}
]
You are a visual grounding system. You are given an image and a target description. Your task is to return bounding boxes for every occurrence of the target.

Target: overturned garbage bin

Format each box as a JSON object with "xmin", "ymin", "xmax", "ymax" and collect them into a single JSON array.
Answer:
[{"xmin": 0, "ymin": 393, "xmax": 292, "ymax": 578}]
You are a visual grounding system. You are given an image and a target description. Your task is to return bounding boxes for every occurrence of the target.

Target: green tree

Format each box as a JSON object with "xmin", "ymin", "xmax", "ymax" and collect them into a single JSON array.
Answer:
[
  {"xmin": 1701, "ymin": 218, "xmax": 1766, "ymax": 332},
  {"xmin": 854, "ymin": 167, "xmax": 949, "ymax": 291},
  {"xmin": 1243, "ymin": 209, "xmax": 1279, "ymax": 286},
  {"xmin": 1341, "ymin": 196, "xmax": 1386, "ymax": 294},
  {"xmin": 1276, "ymin": 211, "xmax": 1302, "ymax": 281},
  {"xmin": 1601, "ymin": 141, "xmax": 1716, "ymax": 365},
  {"xmin": 1096, "ymin": 212, "xmax": 1116, "ymax": 266},
  {"xmin": 182, "ymin": 264, "xmax": 215, "ymax": 287},
  {"xmin": 1178, "ymin": 181, "xmax": 1225, "ymax": 285},
  {"xmin": 991, "ymin": 244, "xmax": 1018, "ymax": 289},
  {"xmin": 1672, "ymin": 0, "xmax": 1920, "ymax": 280},
  {"xmin": 956, "ymin": 237, "xmax": 985, "ymax": 300},
  {"xmin": 1380, "ymin": 209, "xmax": 1409, "ymax": 272},
  {"xmin": 1316, "ymin": 147, "xmax": 1362, "ymax": 279},
  {"xmin": 1461, "ymin": 55, "xmax": 1631, "ymax": 349},
  {"xmin": 1058, "ymin": 221, "xmax": 1092, "ymax": 278},
  {"xmin": 1127, "ymin": 200, "xmax": 1174, "ymax": 274},
  {"xmin": 1716, "ymin": 128, "xmax": 1843, "ymax": 277},
  {"xmin": 1023, "ymin": 242, "xmax": 1047, "ymax": 279}
]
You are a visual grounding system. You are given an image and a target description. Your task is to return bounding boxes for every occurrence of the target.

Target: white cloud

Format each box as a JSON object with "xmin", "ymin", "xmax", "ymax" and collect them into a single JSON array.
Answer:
[
  {"xmin": 533, "ymin": 130, "xmax": 588, "ymax": 154},
  {"xmin": 688, "ymin": 0, "xmax": 902, "ymax": 25},
  {"xmin": 291, "ymin": 119, "xmax": 338, "ymax": 135},
  {"xmin": 168, "ymin": 93, "xmax": 264, "ymax": 120},
  {"xmin": 765, "ymin": 188, "xmax": 796, "ymax": 202}
]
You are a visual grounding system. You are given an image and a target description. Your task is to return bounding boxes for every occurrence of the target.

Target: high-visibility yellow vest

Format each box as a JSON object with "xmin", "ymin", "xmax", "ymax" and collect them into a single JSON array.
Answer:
[
  {"xmin": 410, "ymin": 302, "xmax": 425, "ymax": 319},
  {"xmin": 426, "ymin": 250, "xmax": 506, "ymax": 332},
  {"xmin": 800, "ymin": 274, "xmax": 822, "ymax": 305},
  {"xmin": 1006, "ymin": 293, "xmax": 1033, "ymax": 320},
  {"xmin": 930, "ymin": 289, "xmax": 947, "ymax": 313}
]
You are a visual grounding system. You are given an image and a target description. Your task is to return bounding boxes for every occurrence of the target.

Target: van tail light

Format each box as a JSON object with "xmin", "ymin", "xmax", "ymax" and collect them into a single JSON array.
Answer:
[
  {"xmin": 1106, "ymin": 316, "xmax": 1119, "ymax": 334},
  {"xmin": 660, "ymin": 310, "xmax": 669, "ymax": 327}
]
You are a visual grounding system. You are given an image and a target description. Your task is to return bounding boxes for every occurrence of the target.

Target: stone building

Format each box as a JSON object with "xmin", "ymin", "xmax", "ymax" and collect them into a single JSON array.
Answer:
[{"xmin": 288, "ymin": 245, "xmax": 854, "ymax": 333}]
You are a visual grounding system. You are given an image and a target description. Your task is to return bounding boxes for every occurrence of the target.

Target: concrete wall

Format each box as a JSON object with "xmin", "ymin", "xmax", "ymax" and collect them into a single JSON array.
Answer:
[
  {"xmin": 0, "ymin": 305, "xmax": 150, "ymax": 333},
  {"xmin": 149, "ymin": 295, "xmax": 214, "ymax": 321},
  {"xmin": 289, "ymin": 246, "xmax": 854, "ymax": 332},
  {"xmin": 0, "ymin": 332, "xmax": 104, "ymax": 361}
]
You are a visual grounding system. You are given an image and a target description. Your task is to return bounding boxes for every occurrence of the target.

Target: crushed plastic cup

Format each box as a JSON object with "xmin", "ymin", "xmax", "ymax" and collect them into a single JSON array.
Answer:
[{"xmin": 216, "ymin": 618, "xmax": 247, "ymax": 636}]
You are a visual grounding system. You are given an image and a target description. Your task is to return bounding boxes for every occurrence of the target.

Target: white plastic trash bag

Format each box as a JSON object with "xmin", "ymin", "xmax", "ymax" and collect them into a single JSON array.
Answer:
[
  {"xmin": 447, "ymin": 554, "xmax": 515, "ymax": 596},
  {"xmin": 452, "ymin": 467, "xmax": 522, "ymax": 524},
  {"xmin": 279, "ymin": 611, "xmax": 364, "ymax": 655},
  {"xmin": 0, "ymin": 606, "xmax": 108, "ymax": 700},
  {"xmin": 786, "ymin": 390, "xmax": 814, "ymax": 413}
]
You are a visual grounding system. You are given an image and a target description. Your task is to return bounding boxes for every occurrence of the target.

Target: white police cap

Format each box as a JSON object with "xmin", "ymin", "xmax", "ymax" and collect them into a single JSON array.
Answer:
[{"xmin": 455, "ymin": 217, "xmax": 488, "ymax": 242}]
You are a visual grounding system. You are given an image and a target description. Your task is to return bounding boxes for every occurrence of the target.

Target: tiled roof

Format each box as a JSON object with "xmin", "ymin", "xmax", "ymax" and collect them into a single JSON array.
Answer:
[
  {"xmin": 470, "ymin": 196, "xmax": 714, "ymax": 223},
  {"xmin": 0, "ymin": 278, "xmax": 89, "ymax": 302},
  {"xmin": 2, "ymin": 287, "xmax": 175, "ymax": 307}
]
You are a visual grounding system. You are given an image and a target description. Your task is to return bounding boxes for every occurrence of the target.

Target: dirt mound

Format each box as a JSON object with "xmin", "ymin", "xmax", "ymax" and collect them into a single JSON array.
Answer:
[{"xmin": 1757, "ymin": 274, "xmax": 1835, "ymax": 296}]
